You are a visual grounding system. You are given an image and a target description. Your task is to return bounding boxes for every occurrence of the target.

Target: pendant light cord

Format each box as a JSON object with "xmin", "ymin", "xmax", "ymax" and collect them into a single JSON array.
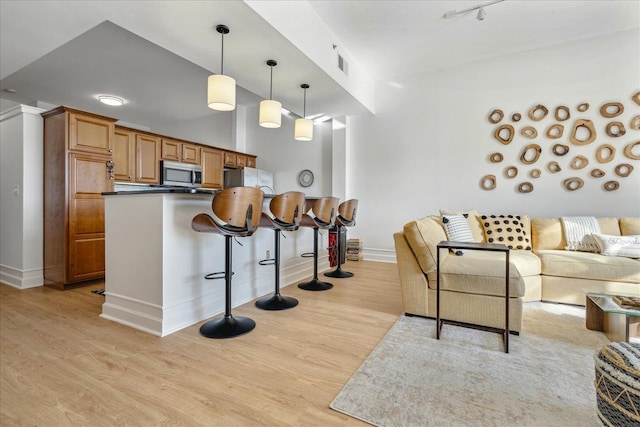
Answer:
[
  {"xmin": 220, "ymin": 32, "xmax": 224, "ymax": 75},
  {"xmin": 303, "ymin": 88, "xmax": 306, "ymax": 118},
  {"xmin": 269, "ymin": 65, "xmax": 273, "ymax": 100}
]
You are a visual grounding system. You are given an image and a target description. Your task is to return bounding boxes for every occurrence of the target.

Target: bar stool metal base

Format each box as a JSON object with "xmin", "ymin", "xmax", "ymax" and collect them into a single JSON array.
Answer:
[
  {"xmin": 199, "ymin": 315, "xmax": 256, "ymax": 339},
  {"xmin": 324, "ymin": 267, "xmax": 354, "ymax": 278},
  {"xmin": 255, "ymin": 294, "xmax": 299, "ymax": 310},
  {"xmin": 298, "ymin": 278, "xmax": 333, "ymax": 291}
]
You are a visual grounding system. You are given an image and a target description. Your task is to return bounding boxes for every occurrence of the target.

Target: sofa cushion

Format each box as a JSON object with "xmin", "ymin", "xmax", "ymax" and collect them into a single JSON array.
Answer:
[
  {"xmin": 439, "ymin": 209, "xmax": 485, "ymax": 242},
  {"xmin": 479, "ymin": 214, "xmax": 532, "ymax": 250},
  {"xmin": 403, "ymin": 216, "xmax": 447, "ymax": 274},
  {"xmin": 426, "ymin": 250, "xmax": 540, "ymax": 297},
  {"xmin": 532, "ymin": 217, "xmax": 621, "ymax": 250},
  {"xmin": 536, "ymin": 249, "xmax": 640, "ymax": 283},
  {"xmin": 591, "ymin": 234, "xmax": 640, "ymax": 258},
  {"xmin": 621, "ymin": 218, "xmax": 640, "ymax": 236}
]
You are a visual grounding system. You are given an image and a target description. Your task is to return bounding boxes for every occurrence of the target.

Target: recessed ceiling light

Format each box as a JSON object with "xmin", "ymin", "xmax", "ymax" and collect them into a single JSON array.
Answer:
[{"xmin": 97, "ymin": 95, "xmax": 125, "ymax": 106}]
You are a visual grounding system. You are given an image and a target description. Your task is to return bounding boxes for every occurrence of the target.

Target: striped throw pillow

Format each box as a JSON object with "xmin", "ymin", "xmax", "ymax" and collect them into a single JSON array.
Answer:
[{"xmin": 442, "ymin": 214, "xmax": 476, "ymax": 255}]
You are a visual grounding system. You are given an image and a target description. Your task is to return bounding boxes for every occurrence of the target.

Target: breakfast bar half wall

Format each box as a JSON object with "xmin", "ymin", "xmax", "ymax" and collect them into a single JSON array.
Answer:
[{"xmin": 101, "ymin": 190, "xmax": 328, "ymax": 336}]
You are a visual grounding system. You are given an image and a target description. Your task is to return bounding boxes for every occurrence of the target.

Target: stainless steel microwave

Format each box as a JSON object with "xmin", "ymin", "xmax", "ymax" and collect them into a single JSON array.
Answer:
[{"xmin": 160, "ymin": 160, "xmax": 202, "ymax": 187}]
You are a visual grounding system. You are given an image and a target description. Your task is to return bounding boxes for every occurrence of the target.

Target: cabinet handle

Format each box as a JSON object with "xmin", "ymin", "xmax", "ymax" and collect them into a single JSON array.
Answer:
[{"xmin": 106, "ymin": 160, "xmax": 115, "ymax": 180}]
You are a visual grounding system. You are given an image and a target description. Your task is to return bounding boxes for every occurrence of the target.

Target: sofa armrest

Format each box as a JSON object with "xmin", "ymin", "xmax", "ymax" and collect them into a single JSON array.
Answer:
[{"xmin": 394, "ymin": 232, "xmax": 429, "ymax": 317}]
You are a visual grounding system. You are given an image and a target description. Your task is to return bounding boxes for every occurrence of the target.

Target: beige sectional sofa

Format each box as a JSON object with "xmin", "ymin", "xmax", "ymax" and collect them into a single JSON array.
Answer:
[{"xmin": 393, "ymin": 215, "xmax": 640, "ymax": 333}]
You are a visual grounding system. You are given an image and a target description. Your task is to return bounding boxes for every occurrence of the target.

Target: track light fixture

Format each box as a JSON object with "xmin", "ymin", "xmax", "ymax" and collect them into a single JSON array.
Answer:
[
  {"xmin": 443, "ymin": 0, "xmax": 503, "ymax": 20},
  {"xmin": 207, "ymin": 24, "xmax": 236, "ymax": 111},
  {"xmin": 294, "ymin": 84, "xmax": 313, "ymax": 141},
  {"xmin": 259, "ymin": 60, "xmax": 282, "ymax": 128}
]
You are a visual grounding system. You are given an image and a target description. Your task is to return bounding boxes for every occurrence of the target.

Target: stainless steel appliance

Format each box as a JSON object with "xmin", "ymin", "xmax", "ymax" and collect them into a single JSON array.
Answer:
[
  {"xmin": 160, "ymin": 160, "xmax": 202, "ymax": 188},
  {"xmin": 224, "ymin": 167, "xmax": 274, "ymax": 193}
]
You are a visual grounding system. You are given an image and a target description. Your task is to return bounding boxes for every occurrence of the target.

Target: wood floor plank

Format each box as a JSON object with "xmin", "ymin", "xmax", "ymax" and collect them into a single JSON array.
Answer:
[{"xmin": 1, "ymin": 261, "xmax": 402, "ymax": 425}]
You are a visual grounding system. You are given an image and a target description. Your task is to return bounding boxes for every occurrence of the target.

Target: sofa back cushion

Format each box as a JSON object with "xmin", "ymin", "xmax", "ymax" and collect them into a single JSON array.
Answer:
[
  {"xmin": 620, "ymin": 217, "xmax": 640, "ymax": 235},
  {"xmin": 531, "ymin": 217, "xmax": 621, "ymax": 250},
  {"xmin": 403, "ymin": 216, "xmax": 447, "ymax": 274}
]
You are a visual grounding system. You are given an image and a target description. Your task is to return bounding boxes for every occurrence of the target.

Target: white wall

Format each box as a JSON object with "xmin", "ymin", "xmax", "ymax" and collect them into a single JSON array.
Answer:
[
  {"xmin": 244, "ymin": 103, "xmax": 334, "ymax": 197},
  {"xmin": 348, "ymin": 29, "xmax": 640, "ymax": 256},
  {"xmin": 0, "ymin": 105, "xmax": 45, "ymax": 288}
]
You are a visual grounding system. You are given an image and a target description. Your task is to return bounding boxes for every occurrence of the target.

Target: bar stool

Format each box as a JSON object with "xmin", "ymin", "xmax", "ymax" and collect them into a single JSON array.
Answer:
[
  {"xmin": 255, "ymin": 191, "xmax": 306, "ymax": 310},
  {"xmin": 325, "ymin": 199, "xmax": 359, "ymax": 278},
  {"xmin": 191, "ymin": 187, "xmax": 264, "ymax": 338},
  {"xmin": 298, "ymin": 197, "xmax": 339, "ymax": 291}
]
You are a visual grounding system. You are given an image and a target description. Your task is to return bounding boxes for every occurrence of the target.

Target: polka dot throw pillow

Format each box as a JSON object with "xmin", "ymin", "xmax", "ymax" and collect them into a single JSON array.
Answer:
[{"xmin": 480, "ymin": 215, "xmax": 532, "ymax": 250}]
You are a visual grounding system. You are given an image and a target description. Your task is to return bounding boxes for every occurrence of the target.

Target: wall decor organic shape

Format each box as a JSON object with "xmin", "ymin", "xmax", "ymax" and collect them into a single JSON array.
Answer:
[
  {"xmin": 528, "ymin": 105, "xmax": 548, "ymax": 121},
  {"xmin": 564, "ymin": 177, "xmax": 584, "ymax": 191},
  {"xmin": 595, "ymin": 144, "xmax": 615, "ymax": 163},
  {"xmin": 570, "ymin": 119, "xmax": 597, "ymax": 145},
  {"xmin": 520, "ymin": 144, "xmax": 542, "ymax": 165},
  {"xmin": 600, "ymin": 102, "xmax": 624, "ymax": 118},
  {"xmin": 555, "ymin": 106, "xmax": 570, "ymax": 121},
  {"xmin": 481, "ymin": 91, "xmax": 639, "ymax": 193},
  {"xmin": 493, "ymin": 124, "xmax": 514, "ymax": 144}
]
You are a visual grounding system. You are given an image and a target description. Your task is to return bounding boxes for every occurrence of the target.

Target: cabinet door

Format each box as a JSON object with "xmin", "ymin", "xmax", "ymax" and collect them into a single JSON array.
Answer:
[
  {"xmin": 182, "ymin": 143, "xmax": 201, "ymax": 164},
  {"xmin": 246, "ymin": 156, "xmax": 256, "ymax": 168},
  {"xmin": 113, "ymin": 128, "xmax": 135, "ymax": 182},
  {"xmin": 201, "ymin": 148, "xmax": 224, "ymax": 189},
  {"xmin": 236, "ymin": 154, "xmax": 247, "ymax": 168},
  {"xmin": 224, "ymin": 151, "xmax": 237, "ymax": 167},
  {"xmin": 68, "ymin": 112, "xmax": 114, "ymax": 155},
  {"xmin": 68, "ymin": 152, "xmax": 113, "ymax": 282},
  {"xmin": 136, "ymin": 134, "xmax": 160, "ymax": 184},
  {"xmin": 161, "ymin": 139, "xmax": 181, "ymax": 161}
]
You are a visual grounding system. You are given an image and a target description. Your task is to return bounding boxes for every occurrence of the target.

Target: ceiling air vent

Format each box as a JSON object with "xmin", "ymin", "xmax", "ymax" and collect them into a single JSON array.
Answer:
[{"xmin": 338, "ymin": 54, "xmax": 348, "ymax": 76}]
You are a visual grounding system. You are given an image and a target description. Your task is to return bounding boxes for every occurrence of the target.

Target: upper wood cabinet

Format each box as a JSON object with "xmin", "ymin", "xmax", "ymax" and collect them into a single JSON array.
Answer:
[
  {"xmin": 161, "ymin": 138, "xmax": 181, "ymax": 161},
  {"xmin": 68, "ymin": 110, "xmax": 114, "ymax": 155},
  {"xmin": 246, "ymin": 156, "xmax": 256, "ymax": 168},
  {"xmin": 182, "ymin": 143, "xmax": 201, "ymax": 164},
  {"xmin": 223, "ymin": 151, "xmax": 254, "ymax": 168},
  {"xmin": 201, "ymin": 148, "xmax": 224, "ymax": 189},
  {"xmin": 224, "ymin": 151, "xmax": 237, "ymax": 167},
  {"xmin": 113, "ymin": 128, "xmax": 135, "ymax": 182},
  {"xmin": 236, "ymin": 154, "xmax": 247, "ymax": 168},
  {"xmin": 135, "ymin": 133, "xmax": 161, "ymax": 184}
]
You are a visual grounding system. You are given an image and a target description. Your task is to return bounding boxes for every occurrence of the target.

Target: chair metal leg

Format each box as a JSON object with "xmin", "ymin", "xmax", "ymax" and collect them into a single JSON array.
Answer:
[
  {"xmin": 200, "ymin": 235, "xmax": 256, "ymax": 338},
  {"xmin": 298, "ymin": 228, "xmax": 333, "ymax": 291},
  {"xmin": 256, "ymin": 230, "xmax": 299, "ymax": 310},
  {"xmin": 324, "ymin": 225, "xmax": 354, "ymax": 278}
]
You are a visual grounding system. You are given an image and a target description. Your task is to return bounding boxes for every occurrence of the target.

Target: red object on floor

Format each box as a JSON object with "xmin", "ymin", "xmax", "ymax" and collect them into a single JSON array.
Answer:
[{"xmin": 328, "ymin": 229, "xmax": 338, "ymax": 267}]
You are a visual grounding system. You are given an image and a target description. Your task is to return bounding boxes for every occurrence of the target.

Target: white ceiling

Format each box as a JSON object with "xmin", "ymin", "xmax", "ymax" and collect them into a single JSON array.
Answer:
[{"xmin": 1, "ymin": 1, "xmax": 638, "ymax": 130}]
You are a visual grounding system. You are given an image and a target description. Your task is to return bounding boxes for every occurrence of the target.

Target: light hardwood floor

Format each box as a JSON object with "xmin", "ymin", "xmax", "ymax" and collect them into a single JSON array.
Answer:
[{"xmin": 1, "ymin": 261, "xmax": 402, "ymax": 426}]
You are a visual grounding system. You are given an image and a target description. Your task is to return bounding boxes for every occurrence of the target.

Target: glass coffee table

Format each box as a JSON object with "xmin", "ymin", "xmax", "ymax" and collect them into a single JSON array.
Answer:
[{"xmin": 585, "ymin": 291, "xmax": 640, "ymax": 342}]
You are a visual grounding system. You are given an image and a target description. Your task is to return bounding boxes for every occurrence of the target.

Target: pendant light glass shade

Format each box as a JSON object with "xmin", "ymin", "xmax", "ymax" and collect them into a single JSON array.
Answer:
[
  {"xmin": 208, "ymin": 24, "xmax": 236, "ymax": 112},
  {"xmin": 259, "ymin": 60, "xmax": 281, "ymax": 128},
  {"xmin": 208, "ymin": 74, "xmax": 236, "ymax": 111},
  {"xmin": 259, "ymin": 99, "xmax": 282, "ymax": 128},
  {"xmin": 294, "ymin": 118, "xmax": 313, "ymax": 141},
  {"xmin": 294, "ymin": 83, "xmax": 313, "ymax": 141}
]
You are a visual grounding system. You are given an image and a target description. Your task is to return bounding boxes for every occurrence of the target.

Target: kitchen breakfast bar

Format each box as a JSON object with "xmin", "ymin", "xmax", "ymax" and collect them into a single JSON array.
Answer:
[{"xmin": 101, "ymin": 189, "xmax": 327, "ymax": 336}]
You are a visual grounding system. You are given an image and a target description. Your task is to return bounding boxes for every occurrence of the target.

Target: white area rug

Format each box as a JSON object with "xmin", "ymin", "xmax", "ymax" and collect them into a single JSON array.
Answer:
[{"xmin": 330, "ymin": 303, "xmax": 610, "ymax": 426}]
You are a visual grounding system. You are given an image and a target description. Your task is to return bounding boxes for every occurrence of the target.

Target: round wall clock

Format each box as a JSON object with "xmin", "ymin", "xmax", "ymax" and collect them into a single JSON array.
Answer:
[{"xmin": 298, "ymin": 169, "xmax": 314, "ymax": 187}]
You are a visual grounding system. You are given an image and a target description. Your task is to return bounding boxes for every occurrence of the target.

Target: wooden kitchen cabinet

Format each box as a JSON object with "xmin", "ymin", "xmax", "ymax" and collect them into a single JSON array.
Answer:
[
  {"xmin": 113, "ymin": 128, "xmax": 135, "ymax": 182},
  {"xmin": 246, "ymin": 156, "xmax": 256, "ymax": 168},
  {"xmin": 236, "ymin": 154, "xmax": 247, "ymax": 168},
  {"xmin": 135, "ymin": 133, "xmax": 161, "ymax": 184},
  {"xmin": 224, "ymin": 151, "xmax": 237, "ymax": 167},
  {"xmin": 42, "ymin": 106, "xmax": 116, "ymax": 289},
  {"xmin": 201, "ymin": 147, "xmax": 224, "ymax": 189},
  {"xmin": 161, "ymin": 138, "xmax": 181, "ymax": 161},
  {"xmin": 182, "ymin": 143, "xmax": 201, "ymax": 164}
]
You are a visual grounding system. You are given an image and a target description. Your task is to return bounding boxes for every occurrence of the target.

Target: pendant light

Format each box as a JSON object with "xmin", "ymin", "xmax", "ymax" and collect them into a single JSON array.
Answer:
[
  {"xmin": 259, "ymin": 60, "xmax": 282, "ymax": 128},
  {"xmin": 294, "ymin": 84, "xmax": 313, "ymax": 141},
  {"xmin": 207, "ymin": 24, "xmax": 236, "ymax": 111}
]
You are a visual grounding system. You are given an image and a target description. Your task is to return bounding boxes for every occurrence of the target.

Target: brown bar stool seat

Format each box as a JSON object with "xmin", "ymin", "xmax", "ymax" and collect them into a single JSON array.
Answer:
[
  {"xmin": 324, "ymin": 199, "xmax": 358, "ymax": 278},
  {"xmin": 192, "ymin": 187, "xmax": 264, "ymax": 338},
  {"xmin": 298, "ymin": 196, "xmax": 339, "ymax": 291},
  {"xmin": 255, "ymin": 191, "xmax": 306, "ymax": 310}
]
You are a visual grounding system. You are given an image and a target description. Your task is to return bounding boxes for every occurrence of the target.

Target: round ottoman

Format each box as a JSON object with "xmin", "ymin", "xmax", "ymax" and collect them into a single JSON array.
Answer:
[{"xmin": 594, "ymin": 342, "xmax": 640, "ymax": 426}]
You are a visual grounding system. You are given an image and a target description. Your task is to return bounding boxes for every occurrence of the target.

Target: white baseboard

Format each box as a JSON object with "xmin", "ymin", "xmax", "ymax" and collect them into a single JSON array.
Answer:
[
  {"xmin": 101, "ymin": 258, "xmax": 325, "ymax": 337},
  {"xmin": 361, "ymin": 248, "xmax": 397, "ymax": 264},
  {"xmin": 0, "ymin": 264, "xmax": 43, "ymax": 289}
]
